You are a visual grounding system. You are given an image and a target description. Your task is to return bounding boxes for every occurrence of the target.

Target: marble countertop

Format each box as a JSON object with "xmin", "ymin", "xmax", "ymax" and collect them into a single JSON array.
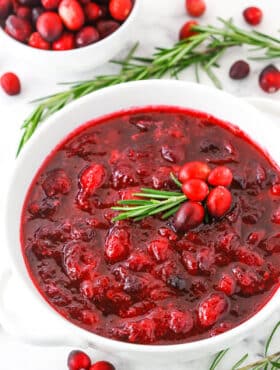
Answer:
[{"xmin": 0, "ymin": 0, "xmax": 279, "ymax": 369}]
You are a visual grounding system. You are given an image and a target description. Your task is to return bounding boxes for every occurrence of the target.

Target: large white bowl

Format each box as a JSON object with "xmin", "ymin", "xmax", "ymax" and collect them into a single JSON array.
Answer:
[
  {"xmin": 3, "ymin": 80, "xmax": 280, "ymax": 367},
  {"xmin": 0, "ymin": 0, "xmax": 141, "ymax": 77}
]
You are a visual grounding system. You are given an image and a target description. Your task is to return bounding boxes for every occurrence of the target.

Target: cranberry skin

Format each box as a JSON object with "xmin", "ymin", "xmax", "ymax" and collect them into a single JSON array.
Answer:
[
  {"xmin": 58, "ymin": 0, "xmax": 85, "ymax": 31},
  {"xmin": 36, "ymin": 12, "xmax": 63, "ymax": 42},
  {"xmin": 109, "ymin": 0, "xmax": 132, "ymax": 21},
  {"xmin": 89, "ymin": 362, "xmax": 115, "ymax": 370},
  {"xmin": 198, "ymin": 293, "xmax": 228, "ymax": 327},
  {"xmin": 0, "ymin": 72, "xmax": 21, "ymax": 95},
  {"xmin": 97, "ymin": 19, "xmax": 120, "ymax": 38},
  {"xmin": 208, "ymin": 166, "xmax": 233, "ymax": 187},
  {"xmin": 32, "ymin": 7, "xmax": 44, "ymax": 24},
  {"xmin": 76, "ymin": 26, "xmax": 99, "ymax": 47},
  {"xmin": 42, "ymin": 0, "xmax": 61, "ymax": 9},
  {"xmin": 0, "ymin": 0, "xmax": 12, "ymax": 18},
  {"xmin": 179, "ymin": 161, "xmax": 210, "ymax": 183},
  {"xmin": 182, "ymin": 179, "xmax": 209, "ymax": 201},
  {"xmin": 179, "ymin": 20, "xmax": 198, "ymax": 40},
  {"xmin": 5, "ymin": 15, "xmax": 32, "ymax": 42},
  {"xmin": 53, "ymin": 32, "xmax": 75, "ymax": 50},
  {"xmin": 243, "ymin": 6, "xmax": 262, "ymax": 26},
  {"xmin": 67, "ymin": 350, "xmax": 91, "ymax": 370},
  {"xmin": 84, "ymin": 2, "xmax": 101, "ymax": 21},
  {"xmin": 259, "ymin": 65, "xmax": 280, "ymax": 94},
  {"xmin": 28, "ymin": 31, "xmax": 51, "ymax": 49},
  {"xmin": 16, "ymin": 6, "xmax": 32, "ymax": 20},
  {"xmin": 229, "ymin": 60, "xmax": 250, "ymax": 80},
  {"xmin": 173, "ymin": 201, "xmax": 205, "ymax": 232},
  {"xmin": 186, "ymin": 0, "xmax": 206, "ymax": 17},
  {"xmin": 18, "ymin": 0, "xmax": 40, "ymax": 6},
  {"xmin": 207, "ymin": 186, "xmax": 232, "ymax": 218}
]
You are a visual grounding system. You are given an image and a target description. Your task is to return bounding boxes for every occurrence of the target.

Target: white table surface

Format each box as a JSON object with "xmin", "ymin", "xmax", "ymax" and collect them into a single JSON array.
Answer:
[{"xmin": 0, "ymin": 0, "xmax": 279, "ymax": 369}]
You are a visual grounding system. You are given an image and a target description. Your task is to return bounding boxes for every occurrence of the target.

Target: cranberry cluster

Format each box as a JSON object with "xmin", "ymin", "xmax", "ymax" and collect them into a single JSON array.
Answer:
[
  {"xmin": 68, "ymin": 350, "xmax": 115, "ymax": 370},
  {"xmin": 0, "ymin": 0, "xmax": 133, "ymax": 50},
  {"xmin": 173, "ymin": 162, "xmax": 233, "ymax": 232}
]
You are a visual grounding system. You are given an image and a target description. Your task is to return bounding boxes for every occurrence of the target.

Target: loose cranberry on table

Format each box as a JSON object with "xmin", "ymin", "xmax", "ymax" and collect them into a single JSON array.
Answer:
[
  {"xmin": 259, "ymin": 64, "xmax": 280, "ymax": 94},
  {"xmin": 67, "ymin": 350, "xmax": 91, "ymax": 370},
  {"xmin": 229, "ymin": 60, "xmax": 250, "ymax": 80},
  {"xmin": 179, "ymin": 20, "xmax": 198, "ymax": 41},
  {"xmin": 90, "ymin": 361, "xmax": 115, "ymax": 370},
  {"xmin": 185, "ymin": 0, "xmax": 206, "ymax": 17},
  {"xmin": 0, "ymin": 72, "xmax": 21, "ymax": 95},
  {"xmin": 243, "ymin": 6, "xmax": 263, "ymax": 26}
]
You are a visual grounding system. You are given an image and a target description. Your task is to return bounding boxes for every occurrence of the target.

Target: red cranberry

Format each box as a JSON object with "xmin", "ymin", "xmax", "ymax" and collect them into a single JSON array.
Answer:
[
  {"xmin": 173, "ymin": 201, "xmax": 205, "ymax": 232},
  {"xmin": 42, "ymin": 0, "xmax": 61, "ymax": 9},
  {"xmin": 0, "ymin": 72, "xmax": 21, "ymax": 95},
  {"xmin": 52, "ymin": 32, "xmax": 75, "ymax": 50},
  {"xmin": 217, "ymin": 274, "xmax": 236, "ymax": 296},
  {"xmin": 28, "ymin": 31, "xmax": 51, "ymax": 49},
  {"xmin": 243, "ymin": 6, "xmax": 262, "ymax": 26},
  {"xmin": 179, "ymin": 20, "xmax": 198, "ymax": 40},
  {"xmin": 58, "ymin": 0, "xmax": 85, "ymax": 31},
  {"xmin": 208, "ymin": 166, "xmax": 233, "ymax": 187},
  {"xmin": 259, "ymin": 65, "xmax": 280, "ymax": 94},
  {"xmin": 5, "ymin": 15, "xmax": 32, "ymax": 42},
  {"xmin": 31, "ymin": 7, "xmax": 44, "ymax": 24},
  {"xmin": 182, "ymin": 179, "xmax": 209, "ymax": 201},
  {"xmin": 198, "ymin": 293, "xmax": 228, "ymax": 327},
  {"xmin": 185, "ymin": 0, "xmax": 206, "ymax": 17},
  {"xmin": 97, "ymin": 19, "xmax": 120, "ymax": 38},
  {"xmin": 109, "ymin": 0, "xmax": 132, "ymax": 21},
  {"xmin": 229, "ymin": 60, "xmax": 250, "ymax": 80},
  {"xmin": 271, "ymin": 184, "xmax": 280, "ymax": 196},
  {"xmin": 76, "ymin": 26, "xmax": 99, "ymax": 47},
  {"xmin": 84, "ymin": 2, "xmax": 101, "ymax": 21},
  {"xmin": 18, "ymin": 0, "xmax": 40, "ymax": 6},
  {"xmin": 89, "ymin": 361, "xmax": 115, "ymax": 370},
  {"xmin": 67, "ymin": 350, "xmax": 91, "ymax": 370},
  {"xmin": 168, "ymin": 310, "xmax": 193, "ymax": 334},
  {"xmin": 16, "ymin": 6, "xmax": 31, "ymax": 19},
  {"xmin": 0, "ymin": 0, "xmax": 12, "ymax": 18},
  {"xmin": 179, "ymin": 161, "xmax": 211, "ymax": 183},
  {"xmin": 148, "ymin": 238, "xmax": 169, "ymax": 262},
  {"xmin": 104, "ymin": 227, "xmax": 130, "ymax": 263},
  {"xmin": 207, "ymin": 186, "xmax": 232, "ymax": 218},
  {"xmin": 36, "ymin": 12, "xmax": 63, "ymax": 42}
]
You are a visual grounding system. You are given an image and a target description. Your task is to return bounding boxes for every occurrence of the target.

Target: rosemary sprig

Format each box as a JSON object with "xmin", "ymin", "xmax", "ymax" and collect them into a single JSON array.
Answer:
[
  {"xmin": 209, "ymin": 321, "xmax": 280, "ymax": 370},
  {"xmin": 17, "ymin": 18, "xmax": 280, "ymax": 155}
]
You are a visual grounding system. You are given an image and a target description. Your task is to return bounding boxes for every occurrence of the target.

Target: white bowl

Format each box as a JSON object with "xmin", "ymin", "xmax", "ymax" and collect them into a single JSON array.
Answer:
[
  {"xmin": 3, "ymin": 80, "xmax": 280, "ymax": 366},
  {"xmin": 0, "ymin": 0, "xmax": 141, "ymax": 77}
]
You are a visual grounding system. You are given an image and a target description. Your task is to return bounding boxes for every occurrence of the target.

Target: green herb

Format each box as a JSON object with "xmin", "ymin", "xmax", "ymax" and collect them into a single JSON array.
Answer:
[
  {"xmin": 209, "ymin": 349, "xmax": 230, "ymax": 370},
  {"xmin": 17, "ymin": 18, "xmax": 280, "ymax": 155}
]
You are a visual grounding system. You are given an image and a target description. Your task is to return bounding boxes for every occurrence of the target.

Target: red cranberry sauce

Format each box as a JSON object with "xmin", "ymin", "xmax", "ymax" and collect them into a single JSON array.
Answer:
[{"xmin": 21, "ymin": 107, "xmax": 280, "ymax": 345}]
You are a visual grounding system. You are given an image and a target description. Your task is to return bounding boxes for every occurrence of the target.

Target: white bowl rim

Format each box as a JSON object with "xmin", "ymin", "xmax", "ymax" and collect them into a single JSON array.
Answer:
[{"xmin": 6, "ymin": 79, "xmax": 280, "ymax": 354}]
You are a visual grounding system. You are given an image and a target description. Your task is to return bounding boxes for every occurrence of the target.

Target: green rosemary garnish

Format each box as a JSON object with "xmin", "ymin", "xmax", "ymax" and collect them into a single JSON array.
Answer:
[{"xmin": 17, "ymin": 18, "xmax": 280, "ymax": 155}]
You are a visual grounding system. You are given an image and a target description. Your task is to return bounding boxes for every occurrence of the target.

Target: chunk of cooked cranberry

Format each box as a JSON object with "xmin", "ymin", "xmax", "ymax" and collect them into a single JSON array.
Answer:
[
  {"xmin": 123, "ymin": 275, "xmax": 145, "ymax": 294},
  {"xmin": 106, "ymin": 289, "xmax": 131, "ymax": 308},
  {"xmin": 246, "ymin": 230, "xmax": 266, "ymax": 245},
  {"xmin": 198, "ymin": 293, "xmax": 228, "ymax": 327},
  {"xmin": 271, "ymin": 184, "xmax": 280, "ymax": 196},
  {"xmin": 181, "ymin": 251, "xmax": 198, "ymax": 275},
  {"xmin": 90, "ymin": 275, "xmax": 111, "ymax": 301},
  {"xmin": 123, "ymin": 318, "xmax": 157, "ymax": 344},
  {"xmin": 126, "ymin": 252, "xmax": 153, "ymax": 272},
  {"xmin": 197, "ymin": 246, "xmax": 216, "ymax": 274},
  {"xmin": 259, "ymin": 233, "xmax": 280, "ymax": 253},
  {"xmin": 104, "ymin": 227, "xmax": 130, "ymax": 263},
  {"xmin": 216, "ymin": 274, "xmax": 236, "ymax": 296},
  {"xmin": 79, "ymin": 163, "xmax": 106, "ymax": 194},
  {"xmin": 151, "ymin": 166, "xmax": 174, "ymax": 189},
  {"xmin": 234, "ymin": 246, "xmax": 264, "ymax": 266},
  {"xmin": 81, "ymin": 310, "xmax": 98, "ymax": 325},
  {"xmin": 153, "ymin": 260, "xmax": 177, "ymax": 282},
  {"xmin": 200, "ymin": 138, "xmax": 238, "ymax": 164},
  {"xmin": 111, "ymin": 163, "xmax": 137, "ymax": 189},
  {"xmin": 210, "ymin": 321, "xmax": 233, "ymax": 337},
  {"xmin": 28, "ymin": 197, "xmax": 60, "ymax": 218},
  {"xmin": 158, "ymin": 227, "xmax": 178, "ymax": 241},
  {"xmin": 42, "ymin": 168, "xmax": 71, "ymax": 196},
  {"xmin": 80, "ymin": 279, "xmax": 94, "ymax": 299},
  {"xmin": 271, "ymin": 207, "xmax": 280, "ymax": 224},
  {"xmin": 232, "ymin": 265, "xmax": 264, "ymax": 295},
  {"xmin": 168, "ymin": 310, "xmax": 193, "ymax": 334},
  {"xmin": 148, "ymin": 238, "xmax": 170, "ymax": 262}
]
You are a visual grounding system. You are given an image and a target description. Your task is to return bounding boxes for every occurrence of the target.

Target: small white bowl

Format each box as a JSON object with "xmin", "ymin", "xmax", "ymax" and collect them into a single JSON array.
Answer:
[
  {"xmin": 0, "ymin": 0, "xmax": 141, "ymax": 77},
  {"xmin": 3, "ymin": 80, "xmax": 280, "ymax": 367}
]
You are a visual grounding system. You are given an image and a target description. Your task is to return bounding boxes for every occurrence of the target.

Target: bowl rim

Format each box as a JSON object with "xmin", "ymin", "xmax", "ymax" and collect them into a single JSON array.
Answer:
[
  {"xmin": 6, "ymin": 79, "xmax": 280, "ymax": 354},
  {"xmin": 0, "ymin": 0, "xmax": 140, "ymax": 57}
]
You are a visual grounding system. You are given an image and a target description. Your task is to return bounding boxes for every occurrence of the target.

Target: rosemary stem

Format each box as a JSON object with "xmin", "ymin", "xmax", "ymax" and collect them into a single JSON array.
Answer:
[{"xmin": 236, "ymin": 351, "xmax": 280, "ymax": 370}]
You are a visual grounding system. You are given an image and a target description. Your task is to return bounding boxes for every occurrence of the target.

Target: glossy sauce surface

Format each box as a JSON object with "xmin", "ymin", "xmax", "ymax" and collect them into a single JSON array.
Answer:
[{"xmin": 21, "ymin": 107, "xmax": 280, "ymax": 344}]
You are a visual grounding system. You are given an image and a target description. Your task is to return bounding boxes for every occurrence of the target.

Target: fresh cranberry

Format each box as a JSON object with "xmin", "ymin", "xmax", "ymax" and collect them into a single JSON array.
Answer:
[
  {"xmin": 67, "ymin": 350, "xmax": 91, "ymax": 370},
  {"xmin": 243, "ymin": 6, "xmax": 262, "ymax": 26},
  {"xmin": 16, "ymin": 6, "xmax": 31, "ymax": 19},
  {"xmin": 179, "ymin": 161, "xmax": 210, "ymax": 183},
  {"xmin": 76, "ymin": 26, "xmax": 99, "ymax": 47},
  {"xmin": 28, "ymin": 31, "xmax": 51, "ymax": 49},
  {"xmin": 42, "ymin": 0, "xmax": 61, "ymax": 9},
  {"xmin": 208, "ymin": 166, "xmax": 233, "ymax": 187},
  {"xmin": 229, "ymin": 60, "xmax": 250, "ymax": 80},
  {"xmin": 5, "ymin": 14, "xmax": 32, "ymax": 42},
  {"xmin": 97, "ymin": 19, "xmax": 120, "ymax": 38},
  {"xmin": 31, "ymin": 7, "xmax": 44, "ymax": 24},
  {"xmin": 17, "ymin": 0, "xmax": 40, "ymax": 5},
  {"xmin": 109, "ymin": 0, "xmax": 132, "ymax": 21},
  {"xmin": 36, "ymin": 12, "xmax": 63, "ymax": 42},
  {"xmin": 0, "ymin": 0, "xmax": 12, "ymax": 18},
  {"xmin": 207, "ymin": 186, "xmax": 232, "ymax": 218},
  {"xmin": 179, "ymin": 20, "xmax": 198, "ymax": 40},
  {"xmin": 259, "ymin": 65, "xmax": 280, "ymax": 94},
  {"xmin": 173, "ymin": 201, "xmax": 205, "ymax": 232},
  {"xmin": 84, "ymin": 2, "xmax": 101, "ymax": 21},
  {"xmin": 0, "ymin": 72, "xmax": 21, "ymax": 95},
  {"xmin": 182, "ymin": 179, "xmax": 209, "ymax": 201},
  {"xmin": 89, "ymin": 362, "xmax": 115, "ymax": 370},
  {"xmin": 104, "ymin": 227, "xmax": 130, "ymax": 263},
  {"xmin": 52, "ymin": 32, "xmax": 75, "ymax": 50},
  {"xmin": 58, "ymin": 0, "xmax": 85, "ymax": 31},
  {"xmin": 185, "ymin": 0, "xmax": 206, "ymax": 17},
  {"xmin": 198, "ymin": 293, "xmax": 228, "ymax": 327}
]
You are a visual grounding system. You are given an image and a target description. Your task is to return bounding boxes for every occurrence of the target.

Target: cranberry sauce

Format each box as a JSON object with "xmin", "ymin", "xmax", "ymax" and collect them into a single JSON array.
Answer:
[{"xmin": 21, "ymin": 107, "xmax": 280, "ymax": 345}]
